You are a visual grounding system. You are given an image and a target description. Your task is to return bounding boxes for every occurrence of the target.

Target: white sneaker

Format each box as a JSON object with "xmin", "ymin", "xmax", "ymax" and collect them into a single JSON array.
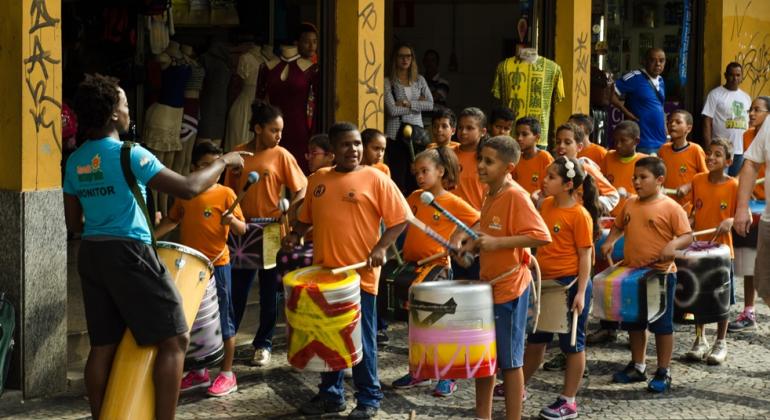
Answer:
[
  {"xmin": 685, "ymin": 336, "xmax": 710, "ymax": 361},
  {"xmin": 706, "ymin": 340, "xmax": 727, "ymax": 365},
  {"xmin": 251, "ymin": 348, "xmax": 271, "ymax": 367}
]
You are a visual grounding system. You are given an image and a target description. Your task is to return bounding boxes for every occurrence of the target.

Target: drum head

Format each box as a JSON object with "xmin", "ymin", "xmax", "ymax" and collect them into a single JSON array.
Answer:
[
  {"xmin": 156, "ymin": 241, "xmax": 214, "ymax": 272},
  {"xmin": 283, "ymin": 265, "xmax": 360, "ymax": 291}
]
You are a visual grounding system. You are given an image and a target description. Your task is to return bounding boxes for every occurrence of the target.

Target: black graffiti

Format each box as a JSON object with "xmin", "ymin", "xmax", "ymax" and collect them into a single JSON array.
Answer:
[
  {"xmin": 358, "ymin": 2, "xmax": 382, "ymax": 130},
  {"xmin": 735, "ymin": 31, "xmax": 770, "ymax": 96},
  {"xmin": 29, "ymin": 0, "xmax": 59, "ymax": 33},
  {"xmin": 409, "ymin": 297, "xmax": 457, "ymax": 326},
  {"xmin": 359, "ymin": 41, "xmax": 380, "ymax": 95},
  {"xmin": 362, "ymin": 96, "xmax": 383, "ymax": 131},
  {"xmin": 358, "ymin": 2, "xmax": 377, "ymax": 30},
  {"xmin": 574, "ymin": 31, "xmax": 589, "ymax": 113}
]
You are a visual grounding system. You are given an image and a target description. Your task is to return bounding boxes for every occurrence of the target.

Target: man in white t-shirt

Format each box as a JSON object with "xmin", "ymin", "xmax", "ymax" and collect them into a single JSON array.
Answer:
[{"xmin": 702, "ymin": 62, "xmax": 752, "ymax": 175}]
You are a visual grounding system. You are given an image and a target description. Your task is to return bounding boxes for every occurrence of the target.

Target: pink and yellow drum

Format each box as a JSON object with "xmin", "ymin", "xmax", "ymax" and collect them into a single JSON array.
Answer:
[
  {"xmin": 408, "ymin": 281, "xmax": 497, "ymax": 379},
  {"xmin": 674, "ymin": 241, "xmax": 732, "ymax": 324},
  {"xmin": 101, "ymin": 242, "xmax": 212, "ymax": 420},
  {"xmin": 283, "ymin": 265, "xmax": 363, "ymax": 371},
  {"xmin": 592, "ymin": 265, "xmax": 667, "ymax": 323},
  {"xmin": 185, "ymin": 276, "xmax": 224, "ymax": 370}
]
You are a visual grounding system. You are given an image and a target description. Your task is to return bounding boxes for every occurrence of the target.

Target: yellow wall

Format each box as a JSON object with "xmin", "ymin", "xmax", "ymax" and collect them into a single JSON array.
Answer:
[
  {"xmin": 705, "ymin": 0, "xmax": 770, "ymax": 98},
  {"xmin": 0, "ymin": 0, "xmax": 62, "ymax": 191},
  {"xmin": 554, "ymin": 0, "xmax": 591, "ymax": 130},
  {"xmin": 335, "ymin": 0, "xmax": 385, "ymax": 131}
]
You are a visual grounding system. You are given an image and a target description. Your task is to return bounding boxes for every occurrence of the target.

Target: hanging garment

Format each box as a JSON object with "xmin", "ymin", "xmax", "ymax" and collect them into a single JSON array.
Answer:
[{"xmin": 224, "ymin": 47, "xmax": 265, "ymax": 152}]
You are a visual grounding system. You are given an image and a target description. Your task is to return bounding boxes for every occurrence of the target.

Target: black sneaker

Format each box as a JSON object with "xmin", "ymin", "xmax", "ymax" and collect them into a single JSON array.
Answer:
[
  {"xmin": 299, "ymin": 395, "xmax": 346, "ymax": 415},
  {"xmin": 376, "ymin": 331, "xmax": 389, "ymax": 344},
  {"xmin": 612, "ymin": 362, "xmax": 646, "ymax": 383},
  {"xmin": 348, "ymin": 404, "xmax": 378, "ymax": 419},
  {"xmin": 543, "ymin": 353, "xmax": 567, "ymax": 371},
  {"xmin": 728, "ymin": 312, "xmax": 757, "ymax": 332}
]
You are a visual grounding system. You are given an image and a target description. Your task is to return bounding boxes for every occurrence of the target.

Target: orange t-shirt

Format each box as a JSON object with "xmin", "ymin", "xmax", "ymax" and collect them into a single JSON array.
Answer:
[
  {"xmin": 168, "ymin": 184, "xmax": 245, "ymax": 266},
  {"xmin": 657, "ymin": 142, "xmax": 707, "ymax": 204},
  {"xmin": 602, "ymin": 151, "xmax": 647, "ymax": 217},
  {"xmin": 512, "ymin": 149, "xmax": 554, "ymax": 194},
  {"xmin": 578, "ymin": 142, "xmax": 608, "ymax": 166},
  {"xmin": 298, "ymin": 166, "xmax": 410, "ymax": 295},
  {"xmin": 427, "ymin": 141, "xmax": 460, "ymax": 151},
  {"xmin": 536, "ymin": 197, "xmax": 593, "ymax": 279},
  {"xmin": 224, "ymin": 145, "xmax": 307, "ymax": 219},
  {"xmin": 690, "ymin": 173, "xmax": 738, "ymax": 257},
  {"xmin": 371, "ymin": 162, "xmax": 391, "ymax": 177},
  {"xmin": 744, "ymin": 128, "xmax": 766, "ymax": 200},
  {"xmin": 614, "ymin": 195, "xmax": 692, "ymax": 272},
  {"xmin": 403, "ymin": 190, "xmax": 480, "ymax": 265},
  {"xmin": 580, "ymin": 158, "xmax": 618, "ymax": 204},
  {"xmin": 455, "ymin": 148, "xmax": 486, "ymax": 210},
  {"xmin": 479, "ymin": 183, "xmax": 551, "ymax": 303}
]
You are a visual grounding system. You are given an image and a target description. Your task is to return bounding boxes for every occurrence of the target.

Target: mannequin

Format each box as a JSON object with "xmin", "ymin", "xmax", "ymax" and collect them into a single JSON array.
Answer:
[
  {"xmin": 174, "ymin": 44, "xmax": 206, "ymax": 176},
  {"xmin": 224, "ymin": 44, "xmax": 265, "ymax": 152},
  {"xmin": 197, "ymin": 42, "xmax": 232, "ymax": 147},
  {"xmin": 257, "ymin": 45, "xmax": 318, "ymax": 172},
  {"xmin": 144, "ymin": 40, "xmax": 191, "ymax": 216},
  {"xmin": 491, "ymin": 45, "xmax": 565, "ymax": 147}
]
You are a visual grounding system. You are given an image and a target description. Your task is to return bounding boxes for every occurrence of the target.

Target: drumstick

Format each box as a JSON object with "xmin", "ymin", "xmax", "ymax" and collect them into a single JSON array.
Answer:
[
  {"xmin": 223, "ymin": 171, "xmax": 259, "ymax": 219},
  {"xmin": 756, "ymin": 177, "xmax": 765, "ymax": 185},
  {"xmin": 278, "ymin": 198, "xmax": 291, "ymax": 236},
  {"xmin": 407, "ymin": 216, "xmax": 474, "ymax": 266},
  {"xmin": 331, "ymin": 261, "xmax": 369, "ymax": 275},
  {"xmin": 663, "ymin": 187, "xmax": 677, "ymax": 195},
  {"xmin": 403, "ymin": 124, "xmax": 416, "ymax": 161},
  {"xmin": 570, "ymin": 309, "xmax": 579, "ymax": 347},
  {"xmin": 420, "ymin": 191, "xmax": 478, "ymax": 240},
  {"xmin": 692, "ymin": 227, "xmax": 718, "ymax": 237},
  {"xmin": 418, "ymin": 251, "xmax": 448, "ymax": 266},
  {"xmin": 250, "ymin": 217, "xmax": 279, "ymax": 224}
]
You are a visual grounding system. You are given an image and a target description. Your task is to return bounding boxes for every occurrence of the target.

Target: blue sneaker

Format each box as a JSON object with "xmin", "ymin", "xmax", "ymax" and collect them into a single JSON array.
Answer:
[
  {"xmin": 433, "ymin": 379, "xmax": 457, "ymax": 397},
  {"xmin": 647, "ymin": 368, "xmax": 671, "ymax": 393},
  {"xmin": 392, "ymin": 373, "xmax": 431, "ymax": 389},
  {"xmin": 612, "ymin": 362, "xmax": 646, "ymax": 383}
]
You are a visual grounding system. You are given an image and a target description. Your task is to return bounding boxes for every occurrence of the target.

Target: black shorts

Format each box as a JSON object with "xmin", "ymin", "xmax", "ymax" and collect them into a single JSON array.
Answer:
[{"xmin": 78, "ymin": 238, "xmax": 188, "ymax": 346}]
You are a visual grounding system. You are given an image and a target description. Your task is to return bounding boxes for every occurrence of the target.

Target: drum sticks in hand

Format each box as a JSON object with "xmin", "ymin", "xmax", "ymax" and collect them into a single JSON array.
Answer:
[
  {"xmin": 223, "ymin": 171, "xmax": 259, "ymax": 221},
  {"xmin": 420, "ymin": 191, "xmax": 478, "ymax": 240}
]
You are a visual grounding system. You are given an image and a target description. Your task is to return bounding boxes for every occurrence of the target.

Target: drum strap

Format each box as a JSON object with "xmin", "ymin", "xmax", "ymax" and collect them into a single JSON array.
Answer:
[{"xmin": 120, "ymin": 142, "xmax": 156, "ymax": 248}]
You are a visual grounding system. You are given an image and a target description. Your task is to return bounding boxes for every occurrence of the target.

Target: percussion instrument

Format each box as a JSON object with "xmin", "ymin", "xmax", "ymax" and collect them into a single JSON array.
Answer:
[
  {"xmin": 228, "ymin": 219, "xmax": 281, "ymax": 270},
  {"xmin": 531, "ymin": 279, "xmax": 577, "ymax": 334},
  {"xmin": 409, "ymin": 280, "xmax": 497, "ymax": 379},
  {"xmin": 592, "ymin": 265, "xmax": 667, "ymax": 323},
  {"xmin": 283, "ymin": 265, "xmax": 363, "ymax": 371},
  {"xmin": 594, "ymin": 217, "xmax": 625, "ymax": 272},
  {"xmin": 378, "ymin": 261, "xmax": 449, "ymax": 322},
  {"xmin": 185, "ymin": 276, "xmax": 224, "ymax": 370},
  {"xmin": 733, "ymin": 200, "xmax": 766, "ymax": 248},
  {"xmin": 223, "ymin": 171, "xmax": 259, "ymax": 219},
  {"xmin": 277, "ymin": 242, "xmax": 314, "ymax": 279},
  {"xmin": 101, "ymin": 242, "xmax": 212, "ymax": 420},
  {"xmin": 674, "ymin": 241, "xmax": 732, "ymax": 324}
]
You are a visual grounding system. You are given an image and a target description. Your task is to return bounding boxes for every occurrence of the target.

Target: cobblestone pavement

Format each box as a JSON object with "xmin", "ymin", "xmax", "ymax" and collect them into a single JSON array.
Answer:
[{"xmin": 4, "ymin": 276, "xmax": 770, "ymax": 419}]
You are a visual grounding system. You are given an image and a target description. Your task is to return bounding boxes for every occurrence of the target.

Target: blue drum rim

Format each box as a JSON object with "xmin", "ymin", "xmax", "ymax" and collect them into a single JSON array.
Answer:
[{"xmin": 156, "ymin": 241, "xmax": 214, "ymax": 273}]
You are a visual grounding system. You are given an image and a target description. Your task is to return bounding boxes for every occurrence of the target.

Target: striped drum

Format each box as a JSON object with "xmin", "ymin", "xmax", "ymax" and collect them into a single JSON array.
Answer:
[
  {"xmin": 185, "ymin": 276, "xmax": 224, "ymax": 370},
  {"xmin": 592, "ymin": 266, "xmax": 667, "ymax": 323}
]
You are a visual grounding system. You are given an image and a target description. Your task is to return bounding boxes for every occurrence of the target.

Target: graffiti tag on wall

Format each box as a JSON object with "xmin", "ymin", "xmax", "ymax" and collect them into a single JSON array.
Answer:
[
  {"xmin": 574, "ymin": 31, "xmax": 589, "ymax": 113},
  {"xmin": 358, "ymin": 1, "xmax": 383, "ymax": 130},
  {"xmin": 731, "ymin": 1, "xmax": 770, "ymax": 96}
]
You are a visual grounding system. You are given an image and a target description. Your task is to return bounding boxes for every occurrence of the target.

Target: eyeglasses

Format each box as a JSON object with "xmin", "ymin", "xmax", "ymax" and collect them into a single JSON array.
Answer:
[
  {"xmin": 305, "ymin": 151, "xmax": 327, "ymax": 160},
  {"xmin": 749, "ymin": 107, "xmax": 770, "ymax": 113},
  {"xmin": 397, "ymin": 54, "xmax": 413, "ymax": 59}
]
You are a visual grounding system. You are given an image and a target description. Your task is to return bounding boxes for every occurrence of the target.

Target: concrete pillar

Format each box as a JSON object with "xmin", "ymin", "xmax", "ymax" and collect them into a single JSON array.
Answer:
[
  {"xmin": 0, "ymin": 0, "xmax": 67, "ymax": 397},
  {"xmin": 335, "ymin": 0, "xmax": 385, "ymax": 131},
  {"xmin": 553, "ymin": 0, "xmax": 592, "ymax": 127}
]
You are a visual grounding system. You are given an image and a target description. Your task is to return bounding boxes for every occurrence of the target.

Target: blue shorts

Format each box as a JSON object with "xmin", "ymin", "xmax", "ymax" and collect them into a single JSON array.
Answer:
[
  {"xmin": 494, "ymin": 284, "xmax": 530, "ymax": 370},
  {"xmin": 214, "ymin": 264, "xmax": 237, "ymax": 340},
  {"xmin": 621, "ymin": 273, "xmax": 676, "ymax": 335},
  {"xmin": 528, "ymin": 277, "xmax": 592, "ymax": 353}
]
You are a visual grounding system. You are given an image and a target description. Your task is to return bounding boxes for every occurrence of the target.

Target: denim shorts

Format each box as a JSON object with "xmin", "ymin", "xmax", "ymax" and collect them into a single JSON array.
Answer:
[
  {"xmin": 621, "ymin": 273, "xmax": 677, "ymax": 334},
  {"xmin": 528, "ymin": 276, "xmax": 592, "ymax": 353},
  {"xmin": 214, "ymin": 264, "xmax": 236, "ymax": 340},
  {"xmin": 494, "ymin": 284, "xmax": 531, "ymax": 369}
]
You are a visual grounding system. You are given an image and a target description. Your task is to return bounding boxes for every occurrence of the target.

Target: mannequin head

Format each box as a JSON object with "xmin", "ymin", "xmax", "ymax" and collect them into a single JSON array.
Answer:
[
  {"xmin": 390, "ymin": 43, "xmax": 418, "ymax": 82},
  {"xmin": 73, "ymin": 74, "xmax": 130, "ymax": 139},
  {"xmin": 180, "ymin": 44, "xmax": 195, "ymax": 57},
  {"xmin": 166, "ymin": 40, "xmax": 182, "ymax": 57},
  {"xmin": 281, "ymin": 45, "xmax": 299, "ymax": 59},
  {"xmin": 296, "ymin": 22, "xmax": 318, "ymax": 59},
  {"xmin": 251, "ymin": 100, "xmax": 284, "ymax": 149}
]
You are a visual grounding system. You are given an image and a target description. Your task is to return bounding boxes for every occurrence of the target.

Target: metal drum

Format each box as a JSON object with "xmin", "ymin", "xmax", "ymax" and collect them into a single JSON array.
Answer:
[
  {"xmin": 674, "ymin": 241, "xmax": 732, "ymax": 324},
  {"xmin": 594, "ymin": 217, "xmax": 625, "ymax": 272},
  {"xmin": 592, "ymin": 265, "xmax": 667, "ymax": 323},
  {"xmin": 378, "ymin": 262, "xmax": 450, "ymax": 322},
  {"xmin": 102, "ymin": 242, "xmax": 212, "ymax": 420},
  {"xmin": 283, "ymin": 265, "xmax": 363, "ymax": 372},
  {"xmin": 533, "ymin": 280, "xmax": 576, "ymax": 334},
  {"xmin": 733, "ymin": 200, "xmax": 765, "ymax": 248},
  {"xmin": 408, "ymin": 281, "xmax": 497, "ymax": 379},
  {"xmin": 185, "ymin": 276, "xmax": 224, "ymax": 370}
]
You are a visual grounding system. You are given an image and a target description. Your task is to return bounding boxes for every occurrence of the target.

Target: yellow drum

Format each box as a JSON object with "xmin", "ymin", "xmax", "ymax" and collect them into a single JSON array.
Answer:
[
  {"xmin": 283, "ymin": 265, "xmax": 363, "ymax": 372},
  {"xmin": 101, "ymin": 242, "xmax": 213, "ymax": 420}
]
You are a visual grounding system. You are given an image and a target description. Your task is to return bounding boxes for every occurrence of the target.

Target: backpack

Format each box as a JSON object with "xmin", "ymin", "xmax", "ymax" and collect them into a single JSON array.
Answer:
[{"xmin": 0, "ymin": 293, "xmax": 16, "ymax": 395}]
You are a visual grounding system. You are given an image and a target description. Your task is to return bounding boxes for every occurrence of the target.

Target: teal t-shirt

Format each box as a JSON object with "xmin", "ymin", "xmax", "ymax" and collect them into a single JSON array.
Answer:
[{"xmin": 63, "ymin": 137, "xmax": 165, "ymax": 244}]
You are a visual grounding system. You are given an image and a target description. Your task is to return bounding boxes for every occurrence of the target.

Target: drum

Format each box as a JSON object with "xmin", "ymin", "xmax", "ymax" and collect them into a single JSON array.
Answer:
[
  {"xmin": 592, "ymin": 265, "xmax": 667, "ymax": 323},
  {"xmin": 378, "ymin": 261, "xmax": 449, "ymax": 322},
  {"xmin": 733, "ymin": 200, "xmax": 766, "ymax": 248},
  {"xmin": 283, "ymin": 265, "xmax": 363, "ymax": 371},
  {"xmin": 532, "ymin": 279, "xmax": 576, "ymax": 334},
  {"xmin": 101, "ymin": 242, "xmax": 212, "ymax": 420},
  {"xmin": 228, "ymin": 219, "xmax": 281, "ymax": 270},
  {"xmin": 185, "ymin": 276, "xmax": 225, "ymax": 370},
  {"xmin": 594, "ymin": 217, "xmax": 625, "ymax": 273},
  {"xmin": 408, "ymin": 281, "xmax": 497, "ymax": 379},
  {"xmin": 277, "ymin": 242, "xmax": 314, "ymax": 279},
  {"xmin": 674, "ymin": 241, "xmax": 732, "ymax": 324}
]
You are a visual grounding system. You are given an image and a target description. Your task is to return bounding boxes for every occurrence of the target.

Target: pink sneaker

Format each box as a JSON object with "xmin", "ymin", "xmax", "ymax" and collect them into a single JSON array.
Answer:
[
  {"xmin": 180, "ymin": 369, "xmax": 210, "ymax": 392},
  {"xmin": 207, "ymin": 372, "xmax": 238, "ymax": 397}
]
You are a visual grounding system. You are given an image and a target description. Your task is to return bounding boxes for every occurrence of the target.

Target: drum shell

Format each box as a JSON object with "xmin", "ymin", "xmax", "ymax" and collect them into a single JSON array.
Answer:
[
  {"xmin": 592, "ymin": 266, "xmax": 666, "ymax": 323},
  {"xmin": 185, "ymin": 276, "xmax": 225, "ymax": 370},
  {"xmin": 277, "ymin": 242, "xmax": 314, "ymax": 278},
  {"xmin": 733, "ymin": 200, "xmax": 765, "ymax": 248},
  {"xmin": 674, "ymin": 242, "xmax": 732, "ymax": 324},
  {"xmin": 533, "ymin": 280, "xmax": 574, "ymax": 334},
  {"xmin": 283, "ymin": 266, "xmax": 363, "ymax": 372},
  {"xmin": 408, "ymin": 281, "xmax": 497, "ymax": 379},
  {"xmin": 379, "ymin": 262, "xmax": 449, "ymax": 322},
  {"xmin": 102, "ymin": 242, "xmax": 212, "ymax": 420}
]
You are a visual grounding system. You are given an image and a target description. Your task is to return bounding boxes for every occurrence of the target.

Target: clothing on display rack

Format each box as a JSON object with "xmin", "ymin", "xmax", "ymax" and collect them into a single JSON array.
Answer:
[
  {"xmin": 198, "ymin": 43, "xmax": 233, "ymax": 146},
  {"xmin": 225, "ymin": 45, "xmax": 266, "ymax": 152}
]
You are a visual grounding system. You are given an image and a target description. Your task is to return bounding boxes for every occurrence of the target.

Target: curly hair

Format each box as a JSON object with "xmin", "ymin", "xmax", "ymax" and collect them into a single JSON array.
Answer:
[{"xmin": 72, "ymin": 74, "xmax": 121, "ymax": 132}]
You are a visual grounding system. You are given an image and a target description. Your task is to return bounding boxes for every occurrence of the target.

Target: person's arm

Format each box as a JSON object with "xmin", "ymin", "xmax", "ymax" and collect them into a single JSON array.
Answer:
[
  {"xmin": 599, "ymin": 226, "xmax": 624, "ymax": 260},
  {"xmin": 410, "ymin": 77, "xmax": 434, "ymax": 112},
  {"xmin": 472, "ymin": 232, "xmax": 549, "ymax": 252},
  {"xmin": 369, "ymin": 222, "xmax": 408, "ymax": 267},
  {"xmin": 148, "ymin": 151, "xmax": 250, "ymax": 199},
  {"xmin": 224, "ymin": 213, "xmax": 247, "ymax": 236},
  {"xmin": 735, "ymin": 159, "xmax": 762, "ymax": 236},
  {"xmin": 610, "ymin": 84, "xmax": 639, "ymax": 121},
  {"xmin": 571, "ymin": 246, "xmax": 592, "ymax": 313},
  {"xmin": 383, "ymin": 78, "xmax": 411, "ymax": 117},
  {"xmin": 154, "ymin": 217, "xmax": 179, "ymax": 238},
  {"xmin": 702, "ymin": 116, "xmax": 713, "ymax": 148},
  {"xmin": 283, "ymin": 220, "xmax": 312, "ymax": 250},
  {"xmin": 64, "ymin": 193, "xmax": 83, "ymax": 234},
  {"xmin": 660, "ymin": 233, "xmax": 694, "ymax": 261}
]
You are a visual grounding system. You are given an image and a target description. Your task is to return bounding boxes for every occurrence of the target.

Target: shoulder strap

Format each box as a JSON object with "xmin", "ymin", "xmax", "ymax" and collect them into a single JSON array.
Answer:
[{"xmin": 121, "ymin": 141, "xmax": 156, "ymax": 247}]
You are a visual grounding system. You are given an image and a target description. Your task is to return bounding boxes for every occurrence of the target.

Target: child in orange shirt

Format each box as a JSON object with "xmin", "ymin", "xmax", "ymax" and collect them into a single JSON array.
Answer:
[
  {"xmin": 305, "ymin": 133, "xmax": 335, "ymax": 173},
  {"xmin": 657, "ymin": 110, "xmax": 708, "ymax": 204},
  {"xmin": 456, "ymin": 135, "xmax": 551, "ymax": 420},
  {"xmin": 601, "ymin": 157, "xmax": 692, "ymax": 394},
  {"xmin": 455, "ymin": 107, "xmax": 488, "ymax": 210},
  {"xmin": 286, "ymin": 122, "xmax": 409, "ymax": 418},
  {"xmin": 488, "ymin": 107, "xmax": 515, "ymax": 137},
  {"xmin": 362, "ymin": 128, "xmax": 391, "ymax": 176},
  {"xmin": 523, "ymin": 157, "xmax": 600, "ymax": 419},
  {"xmin": 602, "ymin": 121, "xmax": 647, "ymax": 217},
  {"xmin": 512, "ymin": 116, "xmax": 554, "ymax": 194},
  {"xmin": 156, "ymin": 142, "xmax": 247, "ymax": 397},
  {"xmin": 391, "ymin": 146, "xmax": 480, "ymax": 396},
  {"xmin": 571, "ymin": 113, "xmax": 608, "ymax": 165},
  {"xmin": 683, "ymin": 138, "xmax": 738, "ymax": 364},
  {"xmin": 224, "ymin": 101, "xmax": 308, "ymax": 367},
  {"xmin": 427, "ymin": 108, "xmax": 460, "ymax": 151}
]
